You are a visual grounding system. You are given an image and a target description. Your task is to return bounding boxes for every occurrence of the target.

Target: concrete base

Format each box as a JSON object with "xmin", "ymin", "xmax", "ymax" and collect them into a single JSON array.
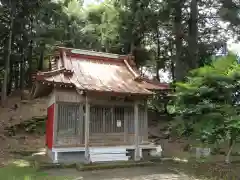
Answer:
[{"xmin": 47, "ymin": 145, "xmax": 158, "ymax": 164}]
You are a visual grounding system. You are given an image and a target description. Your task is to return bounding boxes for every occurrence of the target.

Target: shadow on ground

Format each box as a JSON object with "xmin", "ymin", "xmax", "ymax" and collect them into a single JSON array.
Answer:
[
  {"xmin": 45, "ymin": 165, "xmax": 193, "ymax": 180},
  {"xmin": 2, "ymin": 157, "xmax": 240, "ymax": 180},
  {"xmin": 44, "ymin": 159, "xmax": 240, "ymax": 180}
]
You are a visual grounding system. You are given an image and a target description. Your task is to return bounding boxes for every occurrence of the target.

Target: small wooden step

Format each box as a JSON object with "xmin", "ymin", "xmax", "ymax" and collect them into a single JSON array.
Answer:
[{"xmin": 89, "ymin": 147, "xmax": 132, "ymax": 162}]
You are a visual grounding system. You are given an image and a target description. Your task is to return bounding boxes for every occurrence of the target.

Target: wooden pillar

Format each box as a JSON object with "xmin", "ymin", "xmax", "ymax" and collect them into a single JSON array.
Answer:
[
  {"xmin": 134, "ymin": 101, "xmax": 141, "ymax": 161},
  {"xmin": 84, "ymin": 95, "xmax": 90, "ymax": 163},
  {"xmin": 144, "ymin": 100, "xmax": 148, "ymax": 142},
  {"xmin": 124, "ymin": 108, "xmax": 128, "ymax": 143}
]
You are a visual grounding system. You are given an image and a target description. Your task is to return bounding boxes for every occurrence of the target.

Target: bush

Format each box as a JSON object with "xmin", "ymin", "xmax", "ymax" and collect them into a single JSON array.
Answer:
[{"xmin": 173, "ymin": 54, "xmax": 240, "ymax": 163}]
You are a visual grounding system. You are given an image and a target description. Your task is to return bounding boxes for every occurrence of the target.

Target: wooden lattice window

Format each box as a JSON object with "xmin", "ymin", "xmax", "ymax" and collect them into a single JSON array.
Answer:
[
  {"xmin": 90, "ymin": 106, "xmax": 125, "ymax": 133},
  {"xmin": 57, "ymin": 103, "xmax": 80, "ymax": 136},
  {"xmin": 111, "ymin": 106, "xmax": 125, "ymax": 133},
  {"xmin": 90, "ymin": 106, "xmax": 105, "ymax": 133}
]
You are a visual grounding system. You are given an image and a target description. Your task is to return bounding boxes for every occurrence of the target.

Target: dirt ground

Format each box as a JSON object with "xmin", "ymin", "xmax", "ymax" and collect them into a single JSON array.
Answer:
[
  {"xmin": 0, "ymin": 134, "xmax": 45, "ymax": 166},
  {"xmin": 45, "ymin": 166, "xmax": 199, "ymax": 180},
  {"xmin": 0, "ymin": 93, "xmax": 47, "ymax": 165}
]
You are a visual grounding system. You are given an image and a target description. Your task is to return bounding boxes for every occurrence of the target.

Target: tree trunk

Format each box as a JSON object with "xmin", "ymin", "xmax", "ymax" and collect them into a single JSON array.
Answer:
[
  {"xmin": 7, "ymin": 61, "xmax": 13, "ymax": 96},
  {"xmin": 20, "ymin": 59, "xmax": 25, "ymax": 100},
  {"xmin": 27, "ymin": 15, "xmax": 33, "ymax": 88},
  {"xmin": 38, "ymin": 44, "xmax": 45, "ymax": 71},
  {"xmin": 156, "ymin": 28, "xmax": 161, "ymax": 81},
  {"xmin": 225, "ymin": 138, "xmax": 234, "ymax": 164},
  {"xmin": 173, "ymin": 0, "xmax": 185, "ymax": 81},
  {"xmin": 130, "ymin": 41, "xmax": 135, "ymax": 56},
  {"xmin": 19, "ymin": 43, "xmax": 24, "ymax": 91},
  {"xmin": 14, "ymin": 63, "xmax": 19, "ymax": 89},
  {"xmin": 129, "ymin": 0, "xmax": 141, "ymax": 57},
  {"xmin": 170, "ymin": 58, "xmax": 175, "ymax": 83},
  {"xmin": 20, "ymin": 57, "xmax": 25, "ymax": 91},
  {"xmin": 1, "ymin": 6, "xmax": 14, "ymax": 106},
  {"xmin": 169, "ymin": 40, "xmax": 175, "ymax": 82},
  {"xmin": 188, "ymin": 0, "xmax": 199, "ymax": 69},
  {"xmin": 27, "ymin": 40, "xmax": 33, "ymax": 87}
]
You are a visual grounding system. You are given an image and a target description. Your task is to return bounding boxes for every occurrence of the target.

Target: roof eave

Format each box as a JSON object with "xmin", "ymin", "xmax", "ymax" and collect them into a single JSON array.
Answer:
[{"xmin": 33, "ymin": 78, "xmax": 154, "ymax": 97}]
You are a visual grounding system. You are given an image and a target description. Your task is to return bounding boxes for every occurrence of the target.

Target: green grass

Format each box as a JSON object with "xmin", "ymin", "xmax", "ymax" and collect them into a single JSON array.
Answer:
[{"xmin": 0, "ymin": 160, "xmax": 73, "ymax": 180}]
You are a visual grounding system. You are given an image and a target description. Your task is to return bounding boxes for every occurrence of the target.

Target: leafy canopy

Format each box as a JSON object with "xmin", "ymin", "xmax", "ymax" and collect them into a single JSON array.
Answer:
[{"xmin": 174, "ymin": 54, "xmax": 240, "ymax": 145}]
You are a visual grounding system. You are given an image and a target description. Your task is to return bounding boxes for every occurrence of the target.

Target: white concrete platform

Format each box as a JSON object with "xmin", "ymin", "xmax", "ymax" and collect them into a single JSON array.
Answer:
[
  {"xmin": 49, "ymin": 144, "xmax": 158, "ymax": 163},
  {"xmin": 52, "ymin": 144, "xmax": 157, "ymax": 152}
]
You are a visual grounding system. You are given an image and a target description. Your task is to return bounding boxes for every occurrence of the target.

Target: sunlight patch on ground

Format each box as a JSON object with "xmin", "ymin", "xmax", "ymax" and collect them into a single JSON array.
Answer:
[
  {"xmin": 173, "ymin": 157, "xmax": 188, "ymax": 163},
  {"xmin": 32, "ymin": 151, "xmax": 45, "ymax": 156},
  {"xmin": 72, "ymin": 177, "xmax": 83, "ymax": 180},
  {"xmin": 31, "ymin": 148, "xmax": 46, "ymax": 157},
  {"xmin": 12, "ymin": 159, "xmax": 30, "ymax": 167},
  {"xmin": 38, "ymin": 148, "xmax": 46, "ymax": 152},
  {"xmin": 97, "ymin": 173, "xmax": 196, "ymax": 180}
]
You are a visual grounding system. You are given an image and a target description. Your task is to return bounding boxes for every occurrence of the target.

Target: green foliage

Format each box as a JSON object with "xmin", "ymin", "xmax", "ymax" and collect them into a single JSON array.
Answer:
[
  {"xmin": 0, "ymin": 0, "xmax": 239, "ymax": 99},
  {"xmin": 174, "ymin": 54, "xmax": 240, "ymax": 145}
]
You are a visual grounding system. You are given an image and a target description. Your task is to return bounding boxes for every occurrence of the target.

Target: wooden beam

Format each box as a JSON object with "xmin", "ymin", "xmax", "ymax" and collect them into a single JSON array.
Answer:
[
  {"xmin": 84, "ymin": 95, "xmax": 90, "ymax": 163},
  {"xmin": 89, "ymin": 100, "xmax": 133, "ymax": 106},
  {"xmin": 134, "ymin": 101, "xmax": 141, "ymax": 161}
]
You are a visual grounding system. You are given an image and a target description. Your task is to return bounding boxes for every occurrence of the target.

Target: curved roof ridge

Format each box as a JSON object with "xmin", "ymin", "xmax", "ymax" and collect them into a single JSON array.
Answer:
[
  {"xmin": 123, "ymin": 59, "xmax": 141, "ymax": 80},
  {"xmin": 37, "ymin": 68, "xmax": 66, "ymax": 77},
  {"xmin": 56, "ymin": 46, "xmax": 122, "ymax": 59}
]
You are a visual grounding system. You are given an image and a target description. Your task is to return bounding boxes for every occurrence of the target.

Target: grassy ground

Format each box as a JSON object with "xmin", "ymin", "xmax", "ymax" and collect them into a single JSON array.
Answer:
[
  {"xmin": 3, "ymin": 156, "xmax": 240, "ymax": 180},
  {"xmin": 0, "ymin": 161, "xmax": 73, "ymax": 180},
  {"xmin": 1, "ymin": 152, "xmax": 240, "ymax": 180}
]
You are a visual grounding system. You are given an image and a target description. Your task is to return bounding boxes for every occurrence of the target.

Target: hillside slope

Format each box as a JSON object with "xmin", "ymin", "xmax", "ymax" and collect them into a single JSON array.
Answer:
[
  {"xmin": 0, "ymin": 91, "xmax": 48, "ymax": 165},
  {"xmin": 0, "ymin": 92, "xmax": 47, "ymax": 132}
]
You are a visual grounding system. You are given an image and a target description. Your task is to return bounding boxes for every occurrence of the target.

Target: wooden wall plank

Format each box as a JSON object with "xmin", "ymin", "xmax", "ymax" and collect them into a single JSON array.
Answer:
[{"xmin": 55, "ymin": 89, "xmax": 84, "ymax": 103}]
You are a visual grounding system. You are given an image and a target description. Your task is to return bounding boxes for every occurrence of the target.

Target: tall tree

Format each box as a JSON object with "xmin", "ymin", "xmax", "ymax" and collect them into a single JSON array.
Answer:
[
  {"xmin": 1, "ymin": 0, "xmax": 14, "ymax": 106},
  {"xmin": 173, "ymin": 0, "xmax": 185, "ymax": 81},
  {"xmin": 188, "ymin": 0, "xmax": 198, "ymax": 69}
]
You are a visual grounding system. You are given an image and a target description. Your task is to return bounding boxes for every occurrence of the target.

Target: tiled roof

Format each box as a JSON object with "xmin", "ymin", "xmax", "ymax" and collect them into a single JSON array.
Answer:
[{"xmin": 35, "ymin": 47, "xmax": 169, "ymax": 95}]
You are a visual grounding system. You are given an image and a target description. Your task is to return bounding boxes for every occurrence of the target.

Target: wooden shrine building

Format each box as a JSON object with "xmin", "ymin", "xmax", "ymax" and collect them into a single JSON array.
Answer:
[{"xmin": 31, "ymin": 47, "xmax": 169, "ymax": 163}]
